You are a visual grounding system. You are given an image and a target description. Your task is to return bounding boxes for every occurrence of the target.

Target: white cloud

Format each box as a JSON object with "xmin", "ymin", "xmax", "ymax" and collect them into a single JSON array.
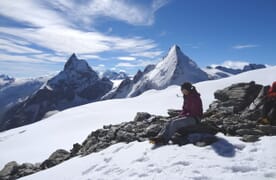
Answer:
[
  {"xmin": 115, "ymin": 60, "xmax": 154, "ymax": 68},
  {"xmin": 60, "ymin": 0, "xmax": 170, "ymax": 26},
  {"xmin": 0, "ymin": 38, "xmax": 42, "ymax": 54},
  {"xmin": 0, "ymin": 0, "xmax": 69, "ymax": 28},
  {"xmin": 232, "ymin": 44, "xmax": 258, "ymax": 49},
  {"xmin": 0, "ymin": 26, "xmax": 159, "ymax": 55},
  {"xmin": 211, "ymin": 60, "xmax": 250, "ymax": 69},
  {"xmin": 115, "ymin": 62, "xmax": 138, "ymax": 67},
  {"xmin": 0, "ymin": 61, "xmax": 61, "ymax": 78},
  {"xmin": 78, "ymin": 54, "xmax": 103, "ymax": 60},
  {"xmin": 117, "ymin": 56, "xmax": 136, "ymax": 61},
  {"xmin": 131, "ymin": 50, "xmax": 163, "ymax": 58},
  {"xmin": 92, "ymin": 64, "xmax": 106, "ymax": 72},
  {"xmin": 0, "ymin": 54, "xmax": 47, "ymax": 63},
  {"xmin": 0, "ymin": 0, "xmax": 169, "ymax": 75}
]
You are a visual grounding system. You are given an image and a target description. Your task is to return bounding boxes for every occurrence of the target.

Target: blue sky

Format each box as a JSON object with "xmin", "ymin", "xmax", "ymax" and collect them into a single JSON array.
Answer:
[{"xmin": 0, "ymin": 0, "xmax": 275, "ymax": 78}]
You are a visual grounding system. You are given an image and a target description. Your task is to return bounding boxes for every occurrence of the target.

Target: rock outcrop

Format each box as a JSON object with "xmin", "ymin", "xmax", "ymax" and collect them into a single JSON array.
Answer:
[{"xmin": 203, "ymin": 81, "xmax": 276, "ymax": 141}]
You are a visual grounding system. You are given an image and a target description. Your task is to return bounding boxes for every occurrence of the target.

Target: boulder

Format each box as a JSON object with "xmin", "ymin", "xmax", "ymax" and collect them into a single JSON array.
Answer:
[
  {"xmin": 0, "ymin": 161, "xmax": 18, "ymax": 180},
  {"xmin": 40, "ymin": 149, "xmax": 70, "ymax": 169}
]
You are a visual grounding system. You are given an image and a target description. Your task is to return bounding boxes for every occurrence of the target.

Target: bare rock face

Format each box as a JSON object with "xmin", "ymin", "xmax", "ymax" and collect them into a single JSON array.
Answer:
[
  {"xmin": 203, "ymin": 81, "xmax": 276, "ymax": 138},
  {"xmin": 40, "ymin": 149, "xmax": 71, "ymax": 169}
]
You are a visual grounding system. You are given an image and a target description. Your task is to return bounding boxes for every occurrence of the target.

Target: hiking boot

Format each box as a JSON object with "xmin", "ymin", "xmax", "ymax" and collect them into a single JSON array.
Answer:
[
  {"xmin": 149, "ymin": 136, "xmax": 165, "ymax": 144},
  {"xmin": 258, "ymin": 117, "xmax": 270, "ymax": 125}
]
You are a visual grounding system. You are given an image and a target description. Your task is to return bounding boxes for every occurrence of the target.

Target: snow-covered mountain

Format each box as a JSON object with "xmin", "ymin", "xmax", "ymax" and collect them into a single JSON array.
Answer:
[
  {"xmin": 0, "ymin": 74, "xmax": 15, "ymax": 89},
  {"xmin": 0, "ymin": 66, "xmax": 275, "ymax": 179},
  {"xmin": 204, "ymin": 63, "xmax": 266, "ymax": 79},
  {"xmin": 0, "ymin": 76, "xmax": 48, "ymax": 125},
  {"xmin": 103, "ymin": 45, "xmax": 209, "ymax": 99},
  {"xmin": 0, "ymin": 54, "xmax": 113, "ymax": 132},
  {"xmin": 100, "ymin": 70, "xmax": 128, "ymax": 80}
]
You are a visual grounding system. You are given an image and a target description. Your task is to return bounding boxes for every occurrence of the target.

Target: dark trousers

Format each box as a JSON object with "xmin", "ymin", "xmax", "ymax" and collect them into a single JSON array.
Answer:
[
  {"xmin": 262, "ymin": 98, "xmax": 276, "ymax": 125},
  {"xmin": 158, "ymin": 116, "xmax": 197, "ymax": 143}
]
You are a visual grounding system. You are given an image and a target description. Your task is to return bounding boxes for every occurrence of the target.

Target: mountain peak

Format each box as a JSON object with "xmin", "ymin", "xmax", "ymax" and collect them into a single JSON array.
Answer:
[
  {"xmin": 170, "ymin": 44, "xmax": 181, "ymax": 51},
  {"xmin": 64, "ymin": 53, "xmax": 92, "ymax": 73},
  {"xmin": 64, "ymin": 53, "xmax": 79, "ymax": 70}
]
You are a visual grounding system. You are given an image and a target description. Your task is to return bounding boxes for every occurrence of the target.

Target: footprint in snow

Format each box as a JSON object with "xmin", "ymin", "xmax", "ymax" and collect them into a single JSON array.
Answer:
[
  {"xmin": 233, "ymin": 143, "xmax": 246, "ymax": 151},
  {"xmin": 124, "ymin": 142, "xmax": 134, "ymax": 149},
  {"xmin": 249, "ymin": 147, "xmax": 258, "ymax": 152},
  {"xmin": 227, "ymin": 166, "xmax": 257, "ymax": 173},
  {"xmin": 148, "ymin": 168, "xmax": 162, "ymax": 173},
  {"xmin": 112, "ymin": 146, "xmax": 124, "ymax": 153},
  {"xmin": 171, "ymin": 161, "xmax": 191, "ymax": 166},
  {"xmin": 82, "ymin": 164, "xmax": 98, "ymax": 175},
  {"xmin": 132, "ymin": 155, "xmax": 149, "ymax": 163},
  {"xmin": 104, "ymin": 157, "xmax": 112, "ymax": 163},
  {"xmin": 95, "ymin": 165, "xmax": 107, "ymax": 172}
]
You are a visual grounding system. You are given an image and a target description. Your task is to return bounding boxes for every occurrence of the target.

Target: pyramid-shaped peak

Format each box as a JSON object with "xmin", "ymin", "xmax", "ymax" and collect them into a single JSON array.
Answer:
[
  {"xmin": 64, "ymin": 53, "xmax": 79, "ymax": 69},
  {"xmin": 63, "ymin": 53, "xmax": 93, "ymax": 73},
  {"xmin": 166, "ymin": 44, "xmax": 186, "ymax": 59},
  {"xmin": 169, "ymin": 44, "xmax": 181, "ymax": 53},
  {"xmin": 171, "ymin": 44, "xmax": 180, "ymax": 50},
  {"xmin": 69, "ymin": 53, "xmax": 78, "ymax": 60}
]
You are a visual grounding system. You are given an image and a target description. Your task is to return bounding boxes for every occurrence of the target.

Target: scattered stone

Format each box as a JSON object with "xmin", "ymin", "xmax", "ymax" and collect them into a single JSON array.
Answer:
[
  {"xmin": 236, "ymin": 129, "xmax": 265, "ymax": 136},
  {"xmin": 0, "ymin": 161, "xmax": 18, "ymax": 180},
  {"xmin": 133, "ymin": 112, "xmax": 151, "ymax": 122},
  {"xmin": 145, "ymin": 124, "xmax": 163, "ymax": 137},
  {"xmin": 240, "ymin": 135, "xmax": 260, "ymax": 142},
  {"xmin": 167, "ymin": 109, "xmax": 181, "ymax": 117},
  {"xmin": 70, "ymin": 143, "xmax": 82, "ymax": 156},
  {"xmin": 256, "ymin": 125, "xmax": 276, "ymax": 135}
]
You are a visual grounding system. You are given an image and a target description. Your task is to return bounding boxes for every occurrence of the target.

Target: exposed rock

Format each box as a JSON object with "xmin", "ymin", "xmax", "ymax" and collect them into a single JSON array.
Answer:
[
  {"xmin": 70, "ymin": 143, "xmax": 82, "ymax": 157},
  {"xmin": 0, "ymin": 161, "xmax": 18, "ymax": 180},
  {"xmin": 40, "ymin": 149, "xmax": 71, "ymax": 169},
  {"xmin": 240, "ymin": 135, "xmax": 260, "ymax": 142},
  {"xmin": 236, "ymin": 129, "xmax": 265, "ymax": 136},
  {"xmin": 145, "ymin": 124, "xmax": 163, "ymax": 137},
  {"xmin": 167, "ymin": 109, "xmax": 181, "ymax": 117},
  {"xmin": 133, "ymin": 112, "xmax": 151, "ymax": 122},
  {"xmin": 203, "ymin": 82, "xmax": 276, "ymax": 141},
  {"xmin": 0, "ymin": 161, "xmax": 41, "ymax": 180},
  {"xmin": 257, "ymin": 125, "xmax": 276, "ymax": 135}
]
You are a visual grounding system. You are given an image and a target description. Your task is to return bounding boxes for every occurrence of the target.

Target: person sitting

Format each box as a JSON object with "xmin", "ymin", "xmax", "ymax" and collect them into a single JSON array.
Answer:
[
  {"xmin": 259, "ymin": 81, "xmax": 276, "ymax": 125},
  {"xmin": 150, "ymin": 82, "xmax": 203, "ymax": 144}
]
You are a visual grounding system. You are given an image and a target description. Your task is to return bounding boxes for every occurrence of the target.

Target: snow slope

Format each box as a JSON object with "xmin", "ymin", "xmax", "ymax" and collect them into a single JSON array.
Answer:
[
  {"xmin": 0, "ymin": 66, "xmax": 276, "ymax": 179},
  {"xmin": 21, "ymin": 135, "xmax": 276, "ymax": 180}
]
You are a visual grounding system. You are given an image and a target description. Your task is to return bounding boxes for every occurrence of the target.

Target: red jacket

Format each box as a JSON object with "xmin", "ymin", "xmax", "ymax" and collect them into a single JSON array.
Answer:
[
  {"xmin": 180, "ymin": 92, "xmax": 203, "ymax": 118},
  {"xmin": 268, "ymin": 81, "xmax": 276, "ymax": 98}
]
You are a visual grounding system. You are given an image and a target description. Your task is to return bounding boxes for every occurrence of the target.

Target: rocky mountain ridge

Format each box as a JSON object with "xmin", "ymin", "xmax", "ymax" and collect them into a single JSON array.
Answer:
[
  {"xmin": 100, "ymin": 70, "xmax": 128, "ymax": 80},
  {"xmin": 204, "ymin": 63, "xmax": 266, "ymax": 79},
  {"xmin": 0, "ymin": 54, "xmax": 113, "ymax": 132}
]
